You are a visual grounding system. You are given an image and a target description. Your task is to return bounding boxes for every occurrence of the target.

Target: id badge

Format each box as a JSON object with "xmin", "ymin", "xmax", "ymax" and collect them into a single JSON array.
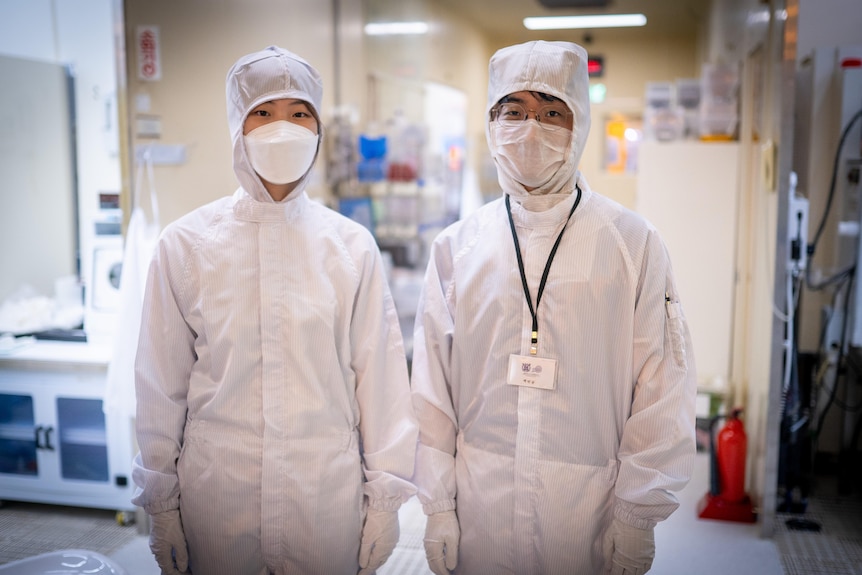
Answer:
[{"xmin": 507, "ymin": 354, "xmax": 557, "ymax": 390}]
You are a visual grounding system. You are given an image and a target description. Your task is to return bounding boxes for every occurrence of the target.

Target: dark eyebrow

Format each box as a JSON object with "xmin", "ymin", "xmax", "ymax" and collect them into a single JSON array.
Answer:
[
  {"xmin": 251, "ymin": 100, "xmax": 275, "ymax": 110},
  {"xmin": 498, "ymin": 95, "xmax": 525, "ymax": 105},
  {"xmin": 534, "ymin": 92, "xmax": 562, "ymax": 103},
  {"xmin": 497, "ymin": 92, "xmax": 561, "ymax": 106},
  {"xmin": 254, "ymin": 99, "xmax": 308, "ymax": 108}
]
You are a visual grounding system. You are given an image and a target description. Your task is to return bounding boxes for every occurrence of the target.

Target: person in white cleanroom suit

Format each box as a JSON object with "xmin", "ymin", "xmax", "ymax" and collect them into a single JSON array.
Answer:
[
  {"xmin": 131, "ymin": 46, "xmax": 417, "ymax": 575},
  {"xmin": 412, "ymin": 40, "xmax": 697, "ymax": 575}
]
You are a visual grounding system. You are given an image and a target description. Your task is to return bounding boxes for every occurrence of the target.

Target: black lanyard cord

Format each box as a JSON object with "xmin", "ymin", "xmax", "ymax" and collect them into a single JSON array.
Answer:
[{"xmin": 506, "ymin": 186, "xmax": 582, "ymax": 355}]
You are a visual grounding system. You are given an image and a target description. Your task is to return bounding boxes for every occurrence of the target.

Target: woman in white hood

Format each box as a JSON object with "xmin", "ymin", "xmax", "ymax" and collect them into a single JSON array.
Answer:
[
  {"xmin": 411, "ymin": 41, "xmax": 697, "ymax": 575},
  {"xmin": 131, "ymin": 46, "xmax": 417, "ymax": 575}
]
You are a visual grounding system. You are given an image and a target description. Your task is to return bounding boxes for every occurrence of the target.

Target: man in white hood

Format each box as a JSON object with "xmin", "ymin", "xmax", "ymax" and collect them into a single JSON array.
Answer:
[
  {"xmin": 411, "ymin": 41, "xmax": 697, "ymax": 575},
  {"xmin": 131, "ymin": 46, "xmax": 417, "ymax": 575}
]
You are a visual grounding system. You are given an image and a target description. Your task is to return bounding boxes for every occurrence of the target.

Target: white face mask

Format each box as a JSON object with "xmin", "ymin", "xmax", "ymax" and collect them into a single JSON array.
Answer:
[
  {"xmin": 491, "ymin": 120, "xmax": 571, "ymax": 190},
  {"xmin": 244, "ymin": 120, "xmax": 318, "ymax": 185}
]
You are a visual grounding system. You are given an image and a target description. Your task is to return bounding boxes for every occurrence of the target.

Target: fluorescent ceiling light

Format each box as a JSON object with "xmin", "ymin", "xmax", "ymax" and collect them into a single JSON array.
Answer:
[
  {"xmin": 523, "ymin": 14, "xmax": 647, "ymax": 30},
  {"xmin": 364, "ymin": 21, "xmax": 429, "ymax": 35}
]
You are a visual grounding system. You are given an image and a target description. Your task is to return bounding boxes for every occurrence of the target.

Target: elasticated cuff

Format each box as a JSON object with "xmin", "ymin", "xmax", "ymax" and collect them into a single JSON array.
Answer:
[
  {"xmin": 614, "ymin": 498, "xmax": 659, "ymax": 531},
  {"xmin": 367, "ymin": 496, "xmax": 404, "ymax": 512},
  {"xmin": 422, "ymin": 499, "xmax": 456, "ymax": 515},
  {"xmin": 142, "ymin": 498, "xmax": 180, "ymax": 516}
]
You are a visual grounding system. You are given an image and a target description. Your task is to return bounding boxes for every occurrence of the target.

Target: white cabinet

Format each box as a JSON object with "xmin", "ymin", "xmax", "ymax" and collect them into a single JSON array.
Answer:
[{"xmin": 0, "ymin": 341, "xmax": 135, "ymax": 514}]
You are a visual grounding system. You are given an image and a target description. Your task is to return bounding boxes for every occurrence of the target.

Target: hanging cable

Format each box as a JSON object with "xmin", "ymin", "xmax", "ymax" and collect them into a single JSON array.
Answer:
[
  {"xmin": 806, "ymin": 107, "xmax": 862, "ymax": 270},
  {"xmin": 814, "ymin": 267, "xmax": 856, "ymax": 439},
  {"xmin": 807, "ymin": 264, "xmax": 855, "ymax": 292},
  {"xmin": 782, "ymin": 270, "xmax": 799, "ymax": 415}
]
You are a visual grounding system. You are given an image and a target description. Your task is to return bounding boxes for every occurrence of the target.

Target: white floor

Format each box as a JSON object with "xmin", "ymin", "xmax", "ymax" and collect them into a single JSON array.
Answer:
[
  {"xmin": 651, "ymin": 454, "xmax": 784, "ymax": 575},
  {"xmin": 108, "ymin": 452, "xmax": 785, "ymax": 575}
]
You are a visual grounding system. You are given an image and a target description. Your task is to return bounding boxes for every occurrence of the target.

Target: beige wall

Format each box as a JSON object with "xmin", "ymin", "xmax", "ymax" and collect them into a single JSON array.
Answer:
[{"xmin": 124, "ymin": 0, "xmax": 342, "ymax": 226}]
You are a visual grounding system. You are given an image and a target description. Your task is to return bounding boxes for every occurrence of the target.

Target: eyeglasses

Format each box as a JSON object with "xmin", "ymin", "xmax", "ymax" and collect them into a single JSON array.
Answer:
[{"xmin": 491, "ymin": 102, "xmax": 572, "ymax": 128}]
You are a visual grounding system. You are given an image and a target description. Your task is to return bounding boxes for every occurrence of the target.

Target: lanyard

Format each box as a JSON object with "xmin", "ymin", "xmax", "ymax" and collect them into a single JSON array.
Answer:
[{"xmin": 506, "ymin": 186, "xmax": 582, "ymax": 355}]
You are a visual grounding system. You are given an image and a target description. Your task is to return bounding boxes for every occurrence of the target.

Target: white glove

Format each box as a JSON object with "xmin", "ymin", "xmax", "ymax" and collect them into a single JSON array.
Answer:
[
  {"xmin": 603, "ymin": 517, "xmax": 655, "ymax": 575},
  {"xmin": 423, "ymin": 510, "xmax": 459, "ymax": 575},
  {"xmin": 148, "ymin": 509, "xmax": 190, "ymax": 574},
  {"xmin": 358, "ymin": 509, "xmax": 400, "ymax": 575}
]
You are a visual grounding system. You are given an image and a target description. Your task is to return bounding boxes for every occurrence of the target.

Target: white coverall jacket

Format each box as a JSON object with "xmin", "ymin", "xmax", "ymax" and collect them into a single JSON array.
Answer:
[
  {"xmin": 411, "ymin": 41, "xmax": 697, "ymax": 574},
  {"xmin": 132, "ymin": 47, "xmax": 417, "ymax": 575}
]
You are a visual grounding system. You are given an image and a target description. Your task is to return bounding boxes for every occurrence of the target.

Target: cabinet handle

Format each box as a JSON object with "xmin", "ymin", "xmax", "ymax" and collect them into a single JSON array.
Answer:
[
  {"xmin": 44, "ymin": 426, "xmax": 55, "ymax": 451},
  {"xmin": 34, "ymin": 425, "xmax": 56, "ymax": 450}
]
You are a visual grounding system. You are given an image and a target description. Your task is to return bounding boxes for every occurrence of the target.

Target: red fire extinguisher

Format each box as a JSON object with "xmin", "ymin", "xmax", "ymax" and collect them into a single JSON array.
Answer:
[
  {"xmin": 717, "ymin": 408, "xmax": 747, "ymax": 503},
  {"xmin": 698, "ymin": 407, "xmax": 756, "ymax": 522}
]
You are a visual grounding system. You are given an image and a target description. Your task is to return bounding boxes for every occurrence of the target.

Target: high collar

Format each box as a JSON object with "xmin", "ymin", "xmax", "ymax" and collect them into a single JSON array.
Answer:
[
  {"xmin": 508, "ymin": 173, "xmax": 591, "ymax": 228},
  {"xmin": 232, "ymin": 187, "xmax": 309, "ymax": 223}
]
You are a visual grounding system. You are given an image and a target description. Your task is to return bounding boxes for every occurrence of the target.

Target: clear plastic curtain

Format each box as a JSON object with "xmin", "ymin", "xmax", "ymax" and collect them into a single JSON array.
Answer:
[{"xmin": 103, "ymin": 148, "xmax": 161, "ymax": 419}]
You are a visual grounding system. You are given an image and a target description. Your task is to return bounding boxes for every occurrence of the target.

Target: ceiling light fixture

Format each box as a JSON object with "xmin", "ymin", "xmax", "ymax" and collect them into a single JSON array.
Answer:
[
  {"xmin": 364, "ymin": 21, "xmax": 429, "ymax": 35},
  {"xmin": 523, "ymin": 14, "xmax": 647, "ymax": 30}
]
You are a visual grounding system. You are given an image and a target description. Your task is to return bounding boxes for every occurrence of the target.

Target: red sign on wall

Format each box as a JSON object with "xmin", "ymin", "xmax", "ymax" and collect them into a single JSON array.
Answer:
[
  {"xmin": 136, "ymin": 26, "xmax": 161, "ymax": 81},
  {"xmin": 588, "ymin": 56, "xmax": 604, "ymax": 78}
]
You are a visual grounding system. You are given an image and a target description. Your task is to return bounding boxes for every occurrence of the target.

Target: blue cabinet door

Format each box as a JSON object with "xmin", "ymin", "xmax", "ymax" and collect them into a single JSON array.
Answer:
[{"xmin": 0, "ymin": 393, "xmax": 38, "ymax": 476}]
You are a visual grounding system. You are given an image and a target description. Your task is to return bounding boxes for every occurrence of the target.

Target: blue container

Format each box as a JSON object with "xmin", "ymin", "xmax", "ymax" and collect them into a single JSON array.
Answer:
[
  {"xmin": 357, "ymin": 158, "xmax": 386, "ymax": 182},
  {"xmin": 359, "ymin": 135, "xmax": 387, "ymax": 160}
]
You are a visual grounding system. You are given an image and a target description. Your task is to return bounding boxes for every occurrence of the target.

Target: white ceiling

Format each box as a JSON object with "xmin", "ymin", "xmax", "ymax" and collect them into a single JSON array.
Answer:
[{"xmin": 429, "ymin": 0, "xmax": 708, "ymax": 46}]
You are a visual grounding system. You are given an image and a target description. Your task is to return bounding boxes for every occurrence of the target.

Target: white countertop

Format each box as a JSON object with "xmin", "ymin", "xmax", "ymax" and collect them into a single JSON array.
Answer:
[{"xmin": 0, "ymin": 337, "xmax": 113, "ymax": 370}]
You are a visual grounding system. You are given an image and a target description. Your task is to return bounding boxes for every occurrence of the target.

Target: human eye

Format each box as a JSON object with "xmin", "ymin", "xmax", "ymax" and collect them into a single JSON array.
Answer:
[
  {"xmin": 542, "ymin": 106, "xmax": 569, "ymax": 126},
  {"xmin": 500, "ymin": 104, "xmax": 524, "ymax": 121},
  {"xmin": 250, "ymin": 108, "xmax": 271, "ymax": 118}
]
